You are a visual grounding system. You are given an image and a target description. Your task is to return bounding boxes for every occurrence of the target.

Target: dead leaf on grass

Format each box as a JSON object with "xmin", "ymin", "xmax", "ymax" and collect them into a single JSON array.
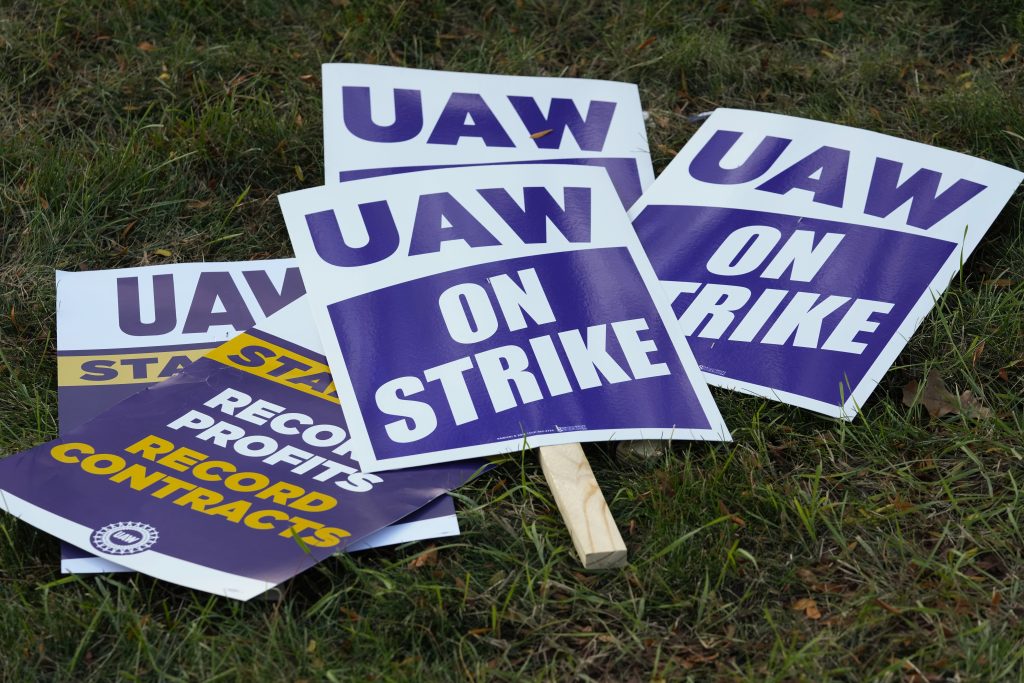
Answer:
[
  {"xmin": 971, "ymin": 339, "xmax": 985, "ymax": 366},
  {"xmin": 636, "ymin": 36, "xmax": 657, "ymax": 50},
  {"xmin": 902, "ymin": 369, "xmax": 991, "ymax": 419},
  {"xmin": 408, "ymin": 544, "xmax": 438, "ymax": 569},
  {"xmin": 677, "ymin": 650, "xmax": 719, "ymax": 669},
  {"xmin": 982, "ymin": 278, "xmax": 1014, "ymax": 288},
  {"xmin": 958, "ymin": 390, "xmax": 992, "ymax": 419},
  {"xmin": 186, "ymin": 199, "xmax": 212, "ymax": 210},
  {"xmin": 792, "ymin": 597, "xmax": 822, "ymax": 620},
  {"xmin": 152, "ymin": 248, "xmax": 172, "ymax": 257},
  {"xmin": 137, "ymin": 40, "xmax": 156, "ymax": 52}
]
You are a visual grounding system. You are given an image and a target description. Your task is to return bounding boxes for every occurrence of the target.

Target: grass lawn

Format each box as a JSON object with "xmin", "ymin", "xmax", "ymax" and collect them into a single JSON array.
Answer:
[{"xmin": 2, "ymin": 1, "xmax": 1024, "ymax": 680}]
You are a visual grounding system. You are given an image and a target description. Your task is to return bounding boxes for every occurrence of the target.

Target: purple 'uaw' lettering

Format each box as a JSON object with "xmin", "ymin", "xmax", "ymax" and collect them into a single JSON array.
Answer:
[
  {"xmin": 507, "ymin": 97, "xmax": 616, "ymax": 152},
  {"xmin": 241, "ymin": 267, "xmax": 306, "ymax": 317},
  {"xmin": 756, "ymin": 146, "xmax": 850, "ymax": 208},
  {"xmin": 116, "ymin": 274, "xmax": 177, "ymax": 336},
  {"xmin": 478, "ymin": 186, "xmax": 592, "ymax": 243},
  {"xmin": 689, "ymin": 129, "xmax": 792, "ymax": 185},
  {"xmin": 341, "ymin": 86, "xmax": 422, "ymax": 143},
  {"xmin": 409, "ymin": 192, "xmax": 501, "ymax": 255},
  {"xmin": 864, "ymin": 157, "xmax": 987, "ymax": 229},
  {"xmin": 306, "ymin": 202, "xmax": 401, "ymax": 268},
  {"xmin": 426, "ymin": 93, "xmax": 514, "ymax": 147},
  {"xmin": 182, "ymin": 272, "xmax": 255, "ymax": 333}
]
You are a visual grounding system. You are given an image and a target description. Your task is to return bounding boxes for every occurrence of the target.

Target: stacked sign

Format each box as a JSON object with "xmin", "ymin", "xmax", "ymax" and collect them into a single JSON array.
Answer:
[
  {"xmin": 55, "ymin": 261, "xmax": 463, "ymax": 574},
  {"xmin": 0, "ymin": 65, "xmax": 1019, "ymax": 599}
]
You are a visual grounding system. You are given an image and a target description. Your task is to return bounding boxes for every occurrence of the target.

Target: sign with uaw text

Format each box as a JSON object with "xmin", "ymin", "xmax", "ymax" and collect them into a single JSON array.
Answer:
[
  {"xmin": 630, "ymin": 109, "xmax": 1024, "ymax": 418},
  {"xmin": 0, "ymin": 298, "xmax": 482, "ymax": 599},
  {"xmin": 55, "ymin": 261, "xmax": 462, "ymax": 574},
  {"xmin": 280, "ymin": 165, "xmax": 729, "ymax": 472},
  {"xmin": 322, "ymin": 64, "xmax": 654, "ymax": 208}
]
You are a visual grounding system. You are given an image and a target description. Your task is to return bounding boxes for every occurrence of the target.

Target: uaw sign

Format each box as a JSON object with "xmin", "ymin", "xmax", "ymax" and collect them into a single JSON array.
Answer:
[
  {"xmin": 630, "ymin": 109, "xmax": 1023, "ymax": 418},
  {"xmin": 54, "ymin": 261, "xmax": 463, "ymax": 575},
  {"xmin": 280, "ymin": 164, "xmax": 729, "ymax": 472},
  {"xmin": 321, "ymin": 64, "xmax": 654, "ymax": 208}
]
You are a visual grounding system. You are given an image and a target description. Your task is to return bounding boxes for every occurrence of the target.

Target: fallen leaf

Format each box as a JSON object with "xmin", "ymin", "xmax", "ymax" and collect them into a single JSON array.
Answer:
[
  {"xmin": 119, "ymin": 220, "xmax": 137, "ymax": 241},
  {"xmin": 902, "ymin": 370, "xmax": 958, "ymax": 418},
  {"xmin": 152, "ymin": 248, "xmax": 172, "ymax": 257},
  {"xmin": 971, "ymin": 339, "xmax": 985, "ymax": 367},
  {"xmin": 982, "ymin": 278, "xmax": 1014, "ymax": 288},
  {"xmin": 792, "ymin": 597, "xmax": 821, "ymax": 620},
  {"xmin": 824, "ymin": 7, "xmax": 844, "ymax": 21},
  {"xmin": 408, "ymin": 544, "xmax": 438, "ymax": 569},
  {"xmin": 1000, "ymin": 42, "xmax": 1020, "ymax": 64},
  {"xmin": 637, "ymin": 36, "xmax": 657, "ymax": 50},
  {"xmin": 529, "ymin": 129, "xmax": 553, "ymax": 139},
  {"xmin": 137, "ymin": 40, "xmax": 155, "ymax": 52},
  {"xmin": 998, "ymin": 368, "xmax": 1009, "ymax": 381},
  {"xmin": 294, "ymin": 165, "xmax": 305, "ymax": 182},
  {"xmin": 718, "ymin": 500, "xmax": 746, "ymax": 527},
  {"xmin": 678, "ymin": 651, "xmax": 719, "ymax": 669},
  {"xmin": 467, "ymin": 627, "xmax": 490, "ymax": 636},
  {"xmin": 958, "ymin": 390, "xmax": 992, "ymax": 419},
  {"xmin": 186, "ymin": 199, "xmax": 212, "ymax": 210},
  {"xmin": 904, "ymin": 370, "xmax": 993, "ymax": 419},
  {"xmin": 299, "ymin": 74, "xmax": 316, "ymax": 82}
]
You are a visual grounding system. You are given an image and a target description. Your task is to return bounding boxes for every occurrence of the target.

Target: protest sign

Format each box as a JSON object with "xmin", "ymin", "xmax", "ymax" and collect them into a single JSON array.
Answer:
[
  {"xmin": 322, "ymin": 64, "xmax": 654, "ymax": 207},
  {"xmin": 280, "ymin": 164, "xmax": 729, "ymax": 474},
  {"xmin": 0, "ymin": 298, "xmax": 482, "ymax": 599},
  {"xmin": 56, "ymin": 262, "xmax": 463, "ymax": 573},
  {"xmin": 629, "ymin": 109, "xmax": 1024, "ymax": 418}
]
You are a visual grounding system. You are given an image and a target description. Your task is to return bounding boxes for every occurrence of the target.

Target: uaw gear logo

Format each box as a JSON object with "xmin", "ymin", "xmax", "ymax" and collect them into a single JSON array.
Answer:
[{"xmin": 90, "ymin": 522, "xmax": 159, "ymax": 556}]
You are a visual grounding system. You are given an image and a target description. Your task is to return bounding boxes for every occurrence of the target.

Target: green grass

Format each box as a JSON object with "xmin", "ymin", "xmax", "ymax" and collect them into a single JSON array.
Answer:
[{"xmin": 2, "ymin": 0, "xmax": 1024, "ymax": 680}]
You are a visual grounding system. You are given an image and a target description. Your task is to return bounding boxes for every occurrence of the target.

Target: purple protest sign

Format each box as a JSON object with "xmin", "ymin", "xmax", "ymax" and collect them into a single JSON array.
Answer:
[
  {"xmin": 281, "ymin": 164, "xmax": 729, "ymax": 472},
  {"xmin": 629, "ymin": 109, "xmax": 1023, "ymax": 418},
  {"xmin": 1, "ymin": 299, "xmax": 482, "ymax": 599},
  {"xmin": 54, "ymin": 262, "xmax": 465, "ymax": 574}
]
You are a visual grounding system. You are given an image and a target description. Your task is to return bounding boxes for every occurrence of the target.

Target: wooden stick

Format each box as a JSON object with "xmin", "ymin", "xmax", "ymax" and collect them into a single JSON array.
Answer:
[{"xmin": 538, "ymin": 443, "xmax": 627, "ymax": 569}]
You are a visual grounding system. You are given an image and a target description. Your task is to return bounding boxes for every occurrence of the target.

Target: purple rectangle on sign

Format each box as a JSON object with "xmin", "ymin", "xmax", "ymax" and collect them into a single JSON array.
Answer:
[
  {"xmin": 633, "ymin": 205, "xmax": 956, "ymax": 406},
  {"xmin": 327, "ymin": 247, "xmax": 713, "ymax": 462}
]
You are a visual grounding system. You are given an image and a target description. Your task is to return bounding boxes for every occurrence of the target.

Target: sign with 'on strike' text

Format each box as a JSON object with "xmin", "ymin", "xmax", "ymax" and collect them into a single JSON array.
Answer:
[
  {"xmin": 630, "ymin": 109, "xmax": 1023, "ymax": 418},
  {"xmin": 280, "ymin": 164, "xmax": 729, "ymax": 472}
]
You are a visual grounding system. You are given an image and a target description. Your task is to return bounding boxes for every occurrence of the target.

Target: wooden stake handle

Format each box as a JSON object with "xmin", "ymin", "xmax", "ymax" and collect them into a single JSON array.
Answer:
[{"xmin": 538, "ymin": 443, "xmax": 627, "ymax": 569}]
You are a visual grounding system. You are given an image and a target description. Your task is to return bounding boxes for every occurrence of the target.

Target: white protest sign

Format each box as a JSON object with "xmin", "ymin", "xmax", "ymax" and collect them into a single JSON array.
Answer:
[
  {"xmin": 54, "ymin": 261, "xmax": 461, "ymax": 574},
  {"xmin": 630, "ymin": 109, "xmax": 1023, "ymax": 418},
  {"xmin": 322, "ymin": 63, "xmax": 654, "ymax": 207},
  {"xmin": 280, "ymin": 164, "xmax": 729, "ymax": 472}
]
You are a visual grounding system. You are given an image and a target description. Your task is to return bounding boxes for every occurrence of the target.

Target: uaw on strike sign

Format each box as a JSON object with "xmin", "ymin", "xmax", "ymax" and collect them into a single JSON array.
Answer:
[
  {"xmin": 280, "ymin": 164, "xmax": 729, "ymax": 472},
  {"xmin": 321, "ymin": 64, "xmax": 654, "ymax": 208},
  {"xmin": 631, "ymin": 109, "xmax": 1023, "ymax": 418}
]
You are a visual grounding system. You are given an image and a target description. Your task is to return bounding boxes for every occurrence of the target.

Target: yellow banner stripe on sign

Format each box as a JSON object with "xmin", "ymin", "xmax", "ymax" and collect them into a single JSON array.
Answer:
[
  {"xmin": 57, "ymin": 347, "xmax": 216, "ymax": 387},
  {"xmin": 206, "ymin": 333, "xmax": 340, "ymax": 404}
]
